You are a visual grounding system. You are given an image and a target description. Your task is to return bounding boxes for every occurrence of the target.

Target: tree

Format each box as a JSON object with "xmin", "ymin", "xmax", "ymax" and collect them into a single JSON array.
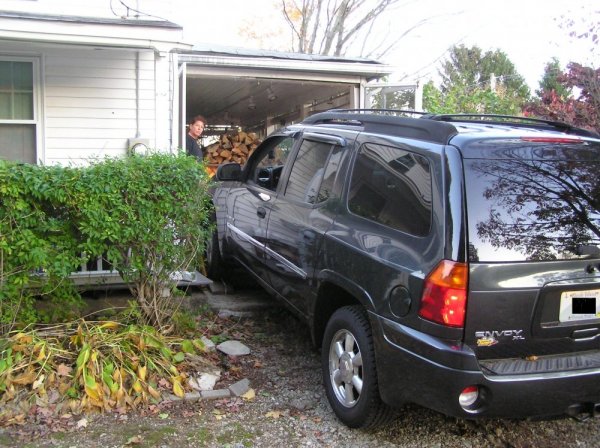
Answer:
[
  {"xmin": 536, "ymin": 57, "xmax": 571, "ymax": 99},
  {"xmin": 422, "ymin": 45, "xmax": 530, "ymax": 114},
  {"xmin": 280, "ymin": 0, "xmax": 403, "ymax": 57},
  {"xmin": 525, "ymin": 6, "xmax": 599, "ymax": 133},
  {"xmin": 524, "ymin": 62, "xmax": 600, "ymax": 134},
  {"xmin": 439, "ymin": 45, "xmax": 529, "ymax": 98}
]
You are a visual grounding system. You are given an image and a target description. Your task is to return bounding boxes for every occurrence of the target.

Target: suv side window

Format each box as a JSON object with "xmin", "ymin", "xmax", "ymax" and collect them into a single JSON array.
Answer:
[
  {"xmin": 283, "ymin": 139, "xmax": 335, "ymax": 204},
  {"xmin": 348, "ymin": 142, "xmax": 432, "ymax": 236},
  {"xmin": 250, "ymin": 136, "xmax": 294, "ymax": 191}
]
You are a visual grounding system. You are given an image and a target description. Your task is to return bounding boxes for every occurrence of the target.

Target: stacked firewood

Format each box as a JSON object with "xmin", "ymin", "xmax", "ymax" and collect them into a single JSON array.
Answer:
[{"xmin": 205, "ymin": 131, "xmax": 261, "ymax": 165}]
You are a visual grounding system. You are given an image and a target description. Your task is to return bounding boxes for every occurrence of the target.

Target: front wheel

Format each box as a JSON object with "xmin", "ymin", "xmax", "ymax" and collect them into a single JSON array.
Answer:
[
  {"xmin": 321, "ymin": 305, "xmax": 394, "ymax": 428},
  {"xmin": 204, "ymin": 226, "xmax": 226, "ymax": 280}
]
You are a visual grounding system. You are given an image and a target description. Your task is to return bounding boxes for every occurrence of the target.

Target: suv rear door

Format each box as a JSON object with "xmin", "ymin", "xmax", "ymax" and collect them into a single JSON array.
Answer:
[{"xmin": 461, "ymin": 135, "xmax": 600, "ymax": 368}]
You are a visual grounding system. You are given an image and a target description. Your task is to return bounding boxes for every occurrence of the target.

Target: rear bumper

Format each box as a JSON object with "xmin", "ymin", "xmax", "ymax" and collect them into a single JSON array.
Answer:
[{"xmin": 371, "ymin": 314, "xmax": 600, "ymax": 419}]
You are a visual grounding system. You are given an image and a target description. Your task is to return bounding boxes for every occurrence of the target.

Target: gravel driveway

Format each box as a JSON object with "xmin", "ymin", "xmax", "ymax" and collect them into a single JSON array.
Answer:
[{"xmin": 2, "ymin": 287, "xmax": 599, "ymax": 447}]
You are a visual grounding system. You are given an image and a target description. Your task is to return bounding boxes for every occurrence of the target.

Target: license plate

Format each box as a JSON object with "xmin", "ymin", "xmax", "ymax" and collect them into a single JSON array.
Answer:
[{"xmin": 559, "ymin": 289, "xmax": 600, "ymax": 322}]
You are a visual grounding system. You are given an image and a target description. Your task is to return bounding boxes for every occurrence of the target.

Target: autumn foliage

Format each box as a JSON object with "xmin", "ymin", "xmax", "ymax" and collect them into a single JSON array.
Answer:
[{"xmin": 524, "ymin": 63, "xmax": 600, "ymax": 134}]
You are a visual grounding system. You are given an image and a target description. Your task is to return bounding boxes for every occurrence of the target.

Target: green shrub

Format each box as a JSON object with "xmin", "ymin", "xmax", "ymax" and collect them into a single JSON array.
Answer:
[
  {"xmin": 71, "ymin": 153, "xmax": 213, "ymax": 331},
  {"xmin": 0, "ymin": 153, "xmax": 213, "ymax": 333},
  {"xmin": 0, "ymin": 161, "xmax": 82, "ymax": 331}
]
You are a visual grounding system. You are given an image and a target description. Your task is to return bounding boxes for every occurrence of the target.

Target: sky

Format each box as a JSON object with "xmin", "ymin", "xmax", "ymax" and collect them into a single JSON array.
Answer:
[{"xmin": 176, "ymin": 0, "xmax": 597, "ymax": 90}]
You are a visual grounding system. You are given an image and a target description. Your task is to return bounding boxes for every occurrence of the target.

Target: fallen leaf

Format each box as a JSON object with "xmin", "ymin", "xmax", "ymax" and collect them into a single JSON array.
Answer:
[
  {"xmin": 12, "ymin": 371, "xmax": 36, "ymax": 385},
  {"xmin": 76, "ymin": 417, "xmax": 88, "ymax": 429},
  {"xmin": 265, "ymin": 410, "xmax": 281, "ymax": 419},
  {"xmin": 172, "ymin": 380, "xmax": 184, "ymax": 398},
  {"xmin": 99, "ymin": 321, "xmax": 120, "ymax": 330},
  {"xmin": 125, "ymin": 435, "xmax": 143, "ymax": 445},
  {"xmin": 32, "ymin": 374, "xmax": 45, "ymax": 390},
  {"xmin": 253, "ymin": 361, "xmax": 263, "ymax": 368},
  {"xmin": 147, "ymin": 385, "xmax": 161, "ymax": 400},
  {"xmin": 57, "ymin": 363, "xmax": 73, "ymax": 377},
  {"xmin": 241, "ymin": 388, "xmax": 255, "ymax": 401},
  {"xmin": 138, "ymin": 365, "xmax": 147, "ymax": 382},
  {"xmin": 159, "ymin": 413, "xmax": 169, "ymax": 419}
]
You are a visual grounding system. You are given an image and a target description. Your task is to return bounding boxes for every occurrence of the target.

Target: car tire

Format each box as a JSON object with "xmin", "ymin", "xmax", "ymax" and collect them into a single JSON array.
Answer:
[
  {"xmin": 205, "ymin": 225, "xmax": 227, "ymax": 280},
  {"xmin": 321, "ymin": 305, "xmax": 395, "ymax": 428}
]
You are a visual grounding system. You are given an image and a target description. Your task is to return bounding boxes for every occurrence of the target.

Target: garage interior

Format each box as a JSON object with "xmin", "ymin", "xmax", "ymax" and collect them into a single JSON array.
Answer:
[{"xmin": 184, "ymin": 72, "xmax": 357, "ymax": 141}]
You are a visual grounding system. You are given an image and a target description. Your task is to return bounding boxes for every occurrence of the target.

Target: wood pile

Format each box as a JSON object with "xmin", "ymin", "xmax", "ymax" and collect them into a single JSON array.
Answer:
[{"xmin": 205, "ymin": 131, "xmax": 261, "ymax": 166}]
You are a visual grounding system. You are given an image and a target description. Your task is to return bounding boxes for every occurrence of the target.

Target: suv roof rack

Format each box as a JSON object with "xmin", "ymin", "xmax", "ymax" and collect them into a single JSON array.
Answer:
[
  {"xmin": 423, "ymin": 113, "xmax": 600, "ymax": 138},
  {"xmin": 302, "ymin": 109, "xmax": 457, "ymax": 145}
]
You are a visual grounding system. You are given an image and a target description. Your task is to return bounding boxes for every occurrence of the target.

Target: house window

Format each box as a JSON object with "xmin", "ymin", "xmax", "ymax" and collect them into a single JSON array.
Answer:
[{"xmin": 0, "ymin": 58, "xmax": 38, "ymax": 163}]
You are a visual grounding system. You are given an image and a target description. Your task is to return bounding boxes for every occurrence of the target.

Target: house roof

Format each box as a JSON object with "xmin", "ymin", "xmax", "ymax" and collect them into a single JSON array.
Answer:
[
  {"xmin": 186, "ymin": 43, "xmax": 383, "ymax": 64},
  {"xmin": 0, "ymin": 10, "xmax": 181, "ymax": 28},
  {"xmin": 0, "ymin": 10, "xmax": 190, "ymax": 52},
  {"xmin": 179, "ymin": 43, "xmax": 391, "ymax": 80}
]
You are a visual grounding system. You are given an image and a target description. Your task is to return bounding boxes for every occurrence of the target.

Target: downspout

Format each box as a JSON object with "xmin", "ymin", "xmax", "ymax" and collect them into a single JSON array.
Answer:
[
  {"xmin": 178, "ymin": 61, "xmax": 187, "ymax": 151},
  {"xmin": 135, "ymin": 50, "xmax": 140, "ymax": 138}
]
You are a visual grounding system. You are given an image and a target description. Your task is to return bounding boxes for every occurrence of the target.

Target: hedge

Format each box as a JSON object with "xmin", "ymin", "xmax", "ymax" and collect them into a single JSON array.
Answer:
[{"xmin": 0, "ymin": 153, "xmax": 213, "ymax": 333}]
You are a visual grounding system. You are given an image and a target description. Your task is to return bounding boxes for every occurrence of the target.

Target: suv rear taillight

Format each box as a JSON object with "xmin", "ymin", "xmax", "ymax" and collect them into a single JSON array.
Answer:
[{"xmin": 418, "ymin": 260, "xmax": 468, "ymax": 327}]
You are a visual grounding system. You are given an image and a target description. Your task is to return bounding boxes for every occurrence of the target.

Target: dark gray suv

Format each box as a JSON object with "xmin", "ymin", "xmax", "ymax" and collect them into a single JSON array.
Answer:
[{"xmin": 207, "ymin": 110, "xmax": 600, "ymax": 428}]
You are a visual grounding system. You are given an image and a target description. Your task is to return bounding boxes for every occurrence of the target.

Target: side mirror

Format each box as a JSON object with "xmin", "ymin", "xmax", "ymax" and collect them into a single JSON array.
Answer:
[{"xmin": 215, "ymin": 163, "xmax": 242, "ymax": 181}]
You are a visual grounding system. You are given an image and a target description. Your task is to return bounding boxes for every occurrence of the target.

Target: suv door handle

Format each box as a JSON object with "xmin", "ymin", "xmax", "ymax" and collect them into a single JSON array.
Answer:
[{"xmin": 257, "ymin": 207, "xmax": 267, "ymax": 219}]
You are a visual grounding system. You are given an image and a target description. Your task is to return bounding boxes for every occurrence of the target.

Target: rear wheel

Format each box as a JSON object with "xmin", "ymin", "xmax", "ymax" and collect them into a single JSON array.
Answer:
[{"xmin": 321, "ymin": 305, "xmax": 394, "ymax": 428}]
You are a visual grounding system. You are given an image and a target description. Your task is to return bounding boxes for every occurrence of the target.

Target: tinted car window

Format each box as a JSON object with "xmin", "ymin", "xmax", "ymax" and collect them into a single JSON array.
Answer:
[
  {"xmin": 317, "ymin": 147, "xmax": 343, "ymax": 203},
  {"xmin": 250, "ymin": 136, "xmax": 294, "ymax": 191},
  {"xmin": 283, "ymin": 139, "xmax": 334, "ymax": 203},
  {"xmin": 348, "ymin": 143, "xmax": 432, "ymax": 236},
  {"xmin": 465, "ymin": 141, "xmax": 600, "ymax": 262}
]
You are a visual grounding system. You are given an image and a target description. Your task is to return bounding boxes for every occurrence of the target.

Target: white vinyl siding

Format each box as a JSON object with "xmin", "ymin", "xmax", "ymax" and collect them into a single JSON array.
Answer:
[{"xmin": 43, "ymin": 47, "xmax": 157, "ymax": 165}]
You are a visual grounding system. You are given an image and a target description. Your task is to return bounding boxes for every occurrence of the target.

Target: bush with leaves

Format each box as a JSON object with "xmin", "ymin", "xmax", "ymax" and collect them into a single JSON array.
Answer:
[
  {"xmin": 0, "ymin": 153, "xmax": 213, "ymax": 333},
  {"xmin": 0, "ymin": 161, "xmax": 83, "ymax": 332},
  {"xmin": 70, "ymin": 153, "xmax": 214, "ymax": 332}
]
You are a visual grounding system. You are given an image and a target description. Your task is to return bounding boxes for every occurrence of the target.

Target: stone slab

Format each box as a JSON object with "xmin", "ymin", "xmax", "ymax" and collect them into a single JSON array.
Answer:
[
  {"xmin": 229, "ymin": 378, "xmax": 251, "ymax": 397},
  {"xmin": 201, "ymin": 389, "xmax": 231, "ymax": 400},
  {"xmin": 217, "ymin": 340, "xmax": 251, "ymax": 356}
]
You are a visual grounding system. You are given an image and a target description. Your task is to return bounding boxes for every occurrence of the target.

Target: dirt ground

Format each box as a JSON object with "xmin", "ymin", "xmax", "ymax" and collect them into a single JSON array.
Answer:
[{"xmin": 1, "ymin": 288, "xmax": 599, "ymax": 448}]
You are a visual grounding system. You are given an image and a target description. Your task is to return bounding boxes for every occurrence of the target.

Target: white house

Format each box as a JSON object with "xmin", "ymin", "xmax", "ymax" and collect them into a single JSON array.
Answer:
[
  {"xmin": 0, "ymin": 0, "xmax": 394, "ymax": 167},
  {"xmin": 0, "ymin": 0, "xmax": 190, "ymax": 165}
]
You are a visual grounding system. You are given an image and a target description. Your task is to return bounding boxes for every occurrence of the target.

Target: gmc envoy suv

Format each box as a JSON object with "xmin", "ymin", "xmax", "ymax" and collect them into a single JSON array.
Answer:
[{"xmin": 207, "ymin": 110, "xmax": 600, "ymax": 428}]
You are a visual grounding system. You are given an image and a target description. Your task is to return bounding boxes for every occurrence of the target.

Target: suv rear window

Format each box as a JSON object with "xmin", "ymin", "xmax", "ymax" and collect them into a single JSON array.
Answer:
[
  {"xmin": 348, "ymin": 143, "xmax": 432, "ymax": 236},
  {"xmin": 464, "ymin": 141, "xmax": 600, "ymax": 262}
]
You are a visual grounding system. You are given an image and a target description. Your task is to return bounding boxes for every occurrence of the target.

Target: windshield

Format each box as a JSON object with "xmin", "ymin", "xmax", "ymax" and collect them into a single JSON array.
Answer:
[{"xmin": 464, "ymin": 140, "xmax": 600, "ymax": 262}]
